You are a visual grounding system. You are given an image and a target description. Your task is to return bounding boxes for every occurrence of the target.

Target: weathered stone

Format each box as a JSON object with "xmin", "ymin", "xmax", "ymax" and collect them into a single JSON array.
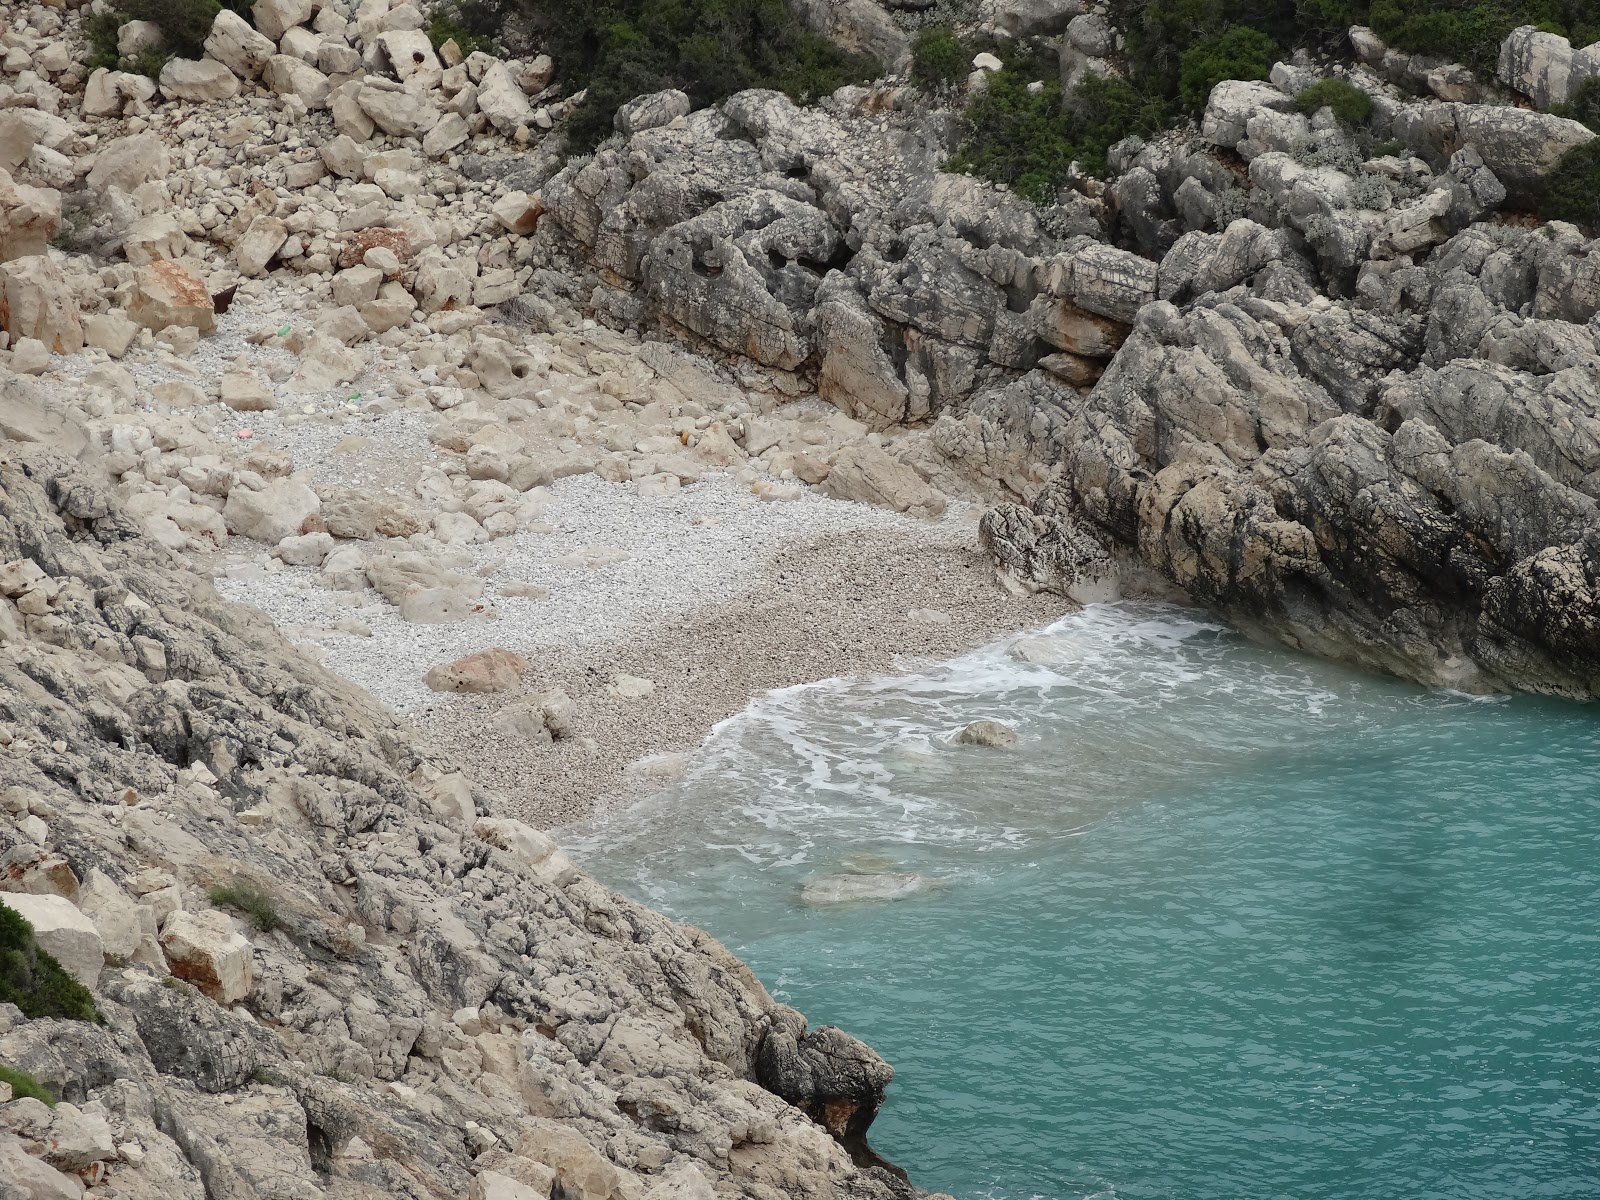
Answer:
[
  {"xmin": 223, "ymin": 478, "xmax": 321, "ymax": 543},
  {"xmin": 127, "ymin": 260, "xmax": 216, "ymax": 333},
  {"xmin": 160, "ymin": 909, "xmax": 253, "ymax": 1004},
  {"xmin": 425, "ymin": 648, "xmax": 526, "ymax": 693},
  {"xmin": 156, "ymin": 57, "xmax": 240, "ymax": 102},
  {"xmin": 1, "ymin": 893, "xmax": 102, "ymax": 988},
  {"xmin": 205, "ymin": 9, "xmax": 278, "ymax": 78},
  {"xmin": 0, "ymin": 256, "xmax": 82, "ymax": 354}
]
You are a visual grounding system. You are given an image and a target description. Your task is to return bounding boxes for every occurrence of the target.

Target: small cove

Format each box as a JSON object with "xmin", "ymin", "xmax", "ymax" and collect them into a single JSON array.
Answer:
[{"xmin": 565, "ymin": 603, "xmax": 1600, "ymax": 1199}]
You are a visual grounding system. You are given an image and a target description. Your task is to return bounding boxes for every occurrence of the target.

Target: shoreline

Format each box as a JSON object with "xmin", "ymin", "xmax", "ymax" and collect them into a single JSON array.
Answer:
[{"xmin": 422, "ymin": 526, "xmax": 1075, "ymax": 828}]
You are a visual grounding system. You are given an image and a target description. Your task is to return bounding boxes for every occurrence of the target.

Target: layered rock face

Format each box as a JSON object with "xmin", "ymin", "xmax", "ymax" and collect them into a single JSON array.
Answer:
[
  {"xmin": 537, "ymin": 34, "xmax": 1600, "ymax": 699},
  {"xmin": 0, "ymin": 447, "xmax": 910, "ymax": 1199}
]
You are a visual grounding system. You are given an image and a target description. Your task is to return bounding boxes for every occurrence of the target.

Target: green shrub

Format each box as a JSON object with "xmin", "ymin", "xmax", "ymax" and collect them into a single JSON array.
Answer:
[
  {"xmin": 1178, "ymin": 25, "xmax": 1278, "ymax": 110},
  {"xmin": 208, "ymin": 880, "xmax": 282, "ymax": 933},
  {"xmin": 1294, "ymin": 77, "xmax": 1373, "ymax": 124},
  {"xmin": 0, "ymin": 1063, "xmax": 56, "ymax": 1106},
  {"xmin": 0, "ymin": 903, "xmax": 101, "ymax": 1024},
  {"xmin": 1553, "ymin": 76, "xmax": 1600, "ymax": 131},
  {"xmin": 1369, "ymin": 0, "xmax": 1600, "ymax": 77},
  {"xmin": 427, "ymin": 0, "xmax": 500, "ymax": 58},
  {"xmin": 85, "ymin": 10, "xmax": 122, "ymax": 70},
  {"xmin": 911, "ymin": 26, "xmax": 969, "ymax": 89},
  {"xmin": 947, "ymin": 52, "xmax": 1170, "ymax": 200},
  {"xmin": 1541, "ymin": 138, "xmax": 1600, "ymax": 229},
  {"xmin": 536, "ymin": 0, "xmax": 877, "ymax": 152},
  {"xmin": 115, "ymin": 0, "xmax": 222, "ymax": 59}
]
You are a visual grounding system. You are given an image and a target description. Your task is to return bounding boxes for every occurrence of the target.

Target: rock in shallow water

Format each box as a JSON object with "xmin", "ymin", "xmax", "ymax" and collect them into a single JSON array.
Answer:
[
  {"xmin": 800, "ymin": 873, "xmax": 939, "ymax": 905},
  {"xmin": 955, "ymin": 719, "xmax": 1019, "ymax": 748}
]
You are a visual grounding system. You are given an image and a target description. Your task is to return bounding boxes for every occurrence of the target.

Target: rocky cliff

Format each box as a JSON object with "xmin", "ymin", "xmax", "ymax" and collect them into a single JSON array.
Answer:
[
  {"xmin": 529, "ymin": 25, "xmax": 1600, "ymax": 700},
  {"xmin": 0, "ymin": 443, "xmax": 913, "ymax": 1200}
]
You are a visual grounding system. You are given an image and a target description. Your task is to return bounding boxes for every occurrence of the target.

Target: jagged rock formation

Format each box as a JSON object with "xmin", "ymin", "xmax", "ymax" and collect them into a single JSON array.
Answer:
[
  {"xmin": 534, "ymin": 32, "xmax": 1600, "ymax": 699},
  {"xmin": 0, "ymin": 445, "xmax": 913, "ymax": 1199}
]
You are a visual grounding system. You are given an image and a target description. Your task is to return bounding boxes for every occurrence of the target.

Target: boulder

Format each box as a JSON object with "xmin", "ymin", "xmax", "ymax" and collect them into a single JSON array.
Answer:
[
  {"xmin": 425, "ymin": 648, "xmax": 527, "ymax": 693},
  {"xmin": 357, "ymin": 83, "xmax": 439, "ymax": 137},
  {"xmin": 821, "ymin": 443, "xmax": 947, "ymax": 519},
  {"xmin": 122, "ymin": 212, "xmax": 188, "ymax": 265},
  {"xmin": 1498, "ymin": 24, "xmax": 1600, "ymax": 109},
  {"xmin": 223, "ymin": 478, "xmax": 321, "ymax": 543},
  {"xmin": 205, "ymin": 9, "xmax": 276, "ymax": 79},
  {"xmin": 0, "ymin": 168, "xmax": 59, "ymax": 262},
  {"xmin": 476, "ymin": 62, "xmax": 535, "ymax": 134},
  {"xmin": 252, "ymin": 0, "xmax": 314, "ymax": 41},
  {"xmin": 1, "ymin": 893, "xmax": 102, "ymax": 988},
  {"xmin": 799, "ymin": 873, "xmax": 933, "ymax": 904},
  {"xmin": 160, "ymin": 909, "xmax": 253, "ymax": 1004},
  {"xmin": 1394, "ymin": 101, "xmax": 1595, "ymax": 203},
  {"xmin": 128, "ymin": 260, "xmax": 216, "ymax": 333},
  {"xmin": 614, "ymin": 89, "xmax": 691, "ymax": 135},
  {"xmin": 473, "ymin": 818, "xmax": 577, "ymax": 887},
  {"xmin": 491, "ymin": 191, "xmax": 542, "ymax": 235},
  {"xmin": 990, "ymin": 0, "xmax": 1083, "ymax": 36},
  {"xmin": 77, "ymin": 868, "xmax": 143, "ymax": 963},
  {"xmin": 376, "ymin": 30, "xmax": 439, "ymax": 79},
  {"xmin": 85, "ymin": 132, "xmax": 168, "ymax": 195},
  {"xmin": 235, "ymin": 214, "xmax": 289, "ymax": 276},
  {"xmin": 159, "ymin": 57, "xmax": 242, "ymax": 102},
  {"xmin": 0, "ymin": 1134, "xmax": 83, "ymax": 1200},
  {"xmin": 263, "ymin": 54, "xmax": 330, "ymax": 108},
  {"xmin": 0, "ymin": 256, "xmax": 82, "ymax": 354},
  {"xmin": 955, "ymin": 718, "xmax": 1018, "ymax": 747}
]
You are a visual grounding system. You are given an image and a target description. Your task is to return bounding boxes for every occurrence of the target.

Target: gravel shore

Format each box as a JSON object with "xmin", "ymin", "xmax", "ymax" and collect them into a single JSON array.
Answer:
[{"xmin": 217, "ymin": 471, "xmax": 1071, "ymax": 827}]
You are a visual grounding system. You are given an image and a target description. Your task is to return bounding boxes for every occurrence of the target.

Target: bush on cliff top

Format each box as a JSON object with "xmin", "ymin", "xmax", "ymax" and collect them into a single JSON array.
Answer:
[
  {"xmin": 0, "ymin": 903, "xmax": 101, "ymax": 1024},
  {"xmin": 531, "ymin": 0, "xmax": 877, "ymax": 151},
  {"xmin": 1541, "ymin": 139, "xmax": 1600, "ymax": 229},
  {"xmin": 1295, "ymin": 77, "xmax": 1374, "ymax": 124},
  {"xmin": 947, "ymin": 44, "xmax": 1170, "ymax": 201}
]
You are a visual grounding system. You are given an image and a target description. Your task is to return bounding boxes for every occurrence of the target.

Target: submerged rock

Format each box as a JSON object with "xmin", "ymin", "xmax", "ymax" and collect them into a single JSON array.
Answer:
[{"xmin": 800, "ymin": 873, "xmax": 939, "ymax": 904}]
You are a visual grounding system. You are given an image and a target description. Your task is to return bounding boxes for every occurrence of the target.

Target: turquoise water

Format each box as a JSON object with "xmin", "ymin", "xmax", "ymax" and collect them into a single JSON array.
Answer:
[{"xmin": 565, "ymin": 604, "xmax": 1600, "ymax": 1199}]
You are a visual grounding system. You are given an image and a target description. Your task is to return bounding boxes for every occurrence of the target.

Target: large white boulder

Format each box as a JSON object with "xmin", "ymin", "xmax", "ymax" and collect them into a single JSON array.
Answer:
[
  {"xmin": 474, "ymin": 818, "xmax": 577, "ymax": 887},
  {"xmin": 356, "ymin": 82, "xmax": 440, "ymax": 136},
  {"xmin": 204, "ymin": 9, "xmax": 276, "ymax": 79},
  {"xmin": 85, "ymin": 132, "xmax": 169, "ymax": 195},
  {"xmin": 2, "ymin": 893, "xmax": 103, "ymax": 988},
  {"xmin": 252, "ymin": 0, "xmax": 315, "ymax": 42},
  {"xmin": 160, "ymin": 909, "xmax": 254, "ymax": 1004},
  {"xmin": 263, "ymin": 53, "xmax": 330, "ymax": 107},
  {"xmin": 475, "ymin": 61, "xmax": 534, "ymax": 134},
  {"xmin": 159, "ymin": 57, "xmax": 242, "ymax": 101}
]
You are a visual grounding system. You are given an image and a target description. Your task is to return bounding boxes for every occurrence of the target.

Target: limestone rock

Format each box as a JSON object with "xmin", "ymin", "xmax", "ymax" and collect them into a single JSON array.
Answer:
[
  {"xmin": 614, "ymin": 89, "xmax": 691, "ymax": 135},
  {"xmin": 821, "ymin": 443, "xmax": 947, "ymax": 519},
  {"xmin": 160, "ymin": 909, "xmax": 253, "ymax": 1004},
  {"xmin": 122, "ymin": 212, "xmax": 189, "ymax": 266},
  {"xmin": 0, "ymin": 168, "xmax": 59, "ymax": 261},
  {"xmin": 85, "ymin": 132, "xmax": 168, "ymax": 195},
  {"xmin": 205, "ymin": 9, "xmax": 277, "ymax": 79},
  {"xmin": 128, "ymin": 260, "xmax": 216, "ymax": 333},
  {"xmin": 425, "ymin": 648, "xmax": 527, "ymax": 693},
  {"xmin": 263, "ymin": 54, "xmax": 330, "ymax": 108},
  {"xmin": 1, "ymin": 893, "xmax": 102, "ymax": 988},
  {"xmin": 223, "ymin": 477, "xmax": 321, "ymax": 543},
  {"xmin": 159, "ymin": 57, "xmax": 241, "ymax": 102},
  {"xmin": 235, "ymin": 214, "xmax": 289, "ymax": 277},
  {"xmin": 473, "ymin": 818, "xmax": 577, "ymax": 887},
  {"xmin": 0, "ymin": 256, "xmax": 82, "ymax": 354},
  {"xmin": 476, "ymin": 62, "xmax": 534, "ymax": 135},
  {"xmin": 358, "ymin": 83, "xmax": 439, "ymax": 137},
  {"xmin": 253, "ymin": 0, "xmax": 314, "ymax": 41},
  {"xmin": 955, "ymin": 718, "xmax": 1018, "ymax": 747}
]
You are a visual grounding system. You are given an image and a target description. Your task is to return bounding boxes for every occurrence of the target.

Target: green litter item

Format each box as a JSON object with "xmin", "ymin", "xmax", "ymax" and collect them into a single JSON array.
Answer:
[
  {"xmin": 348, "ymin": 393, "xmax": 361, "ymax": 402},
  {"xmin": 277, "ymin": 324, "xmax": 291, "ymax": 337}
]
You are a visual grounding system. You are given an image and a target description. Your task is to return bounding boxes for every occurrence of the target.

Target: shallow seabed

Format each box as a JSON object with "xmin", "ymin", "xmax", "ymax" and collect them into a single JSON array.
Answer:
[{"xmin": 565, "ymin": 602, "xmax": 1600, "ymax": 1200}]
